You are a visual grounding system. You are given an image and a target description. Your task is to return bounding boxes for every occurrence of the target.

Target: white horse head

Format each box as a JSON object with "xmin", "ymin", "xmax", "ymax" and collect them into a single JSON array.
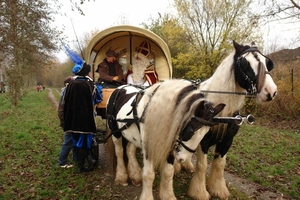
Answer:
[
  {"xmin": 201, "ymin": 41, "xmax": 277, "ymax": 116},
  {"xmin": 233, "ymin": 41, "xmax": 277, "ymax": 102}
]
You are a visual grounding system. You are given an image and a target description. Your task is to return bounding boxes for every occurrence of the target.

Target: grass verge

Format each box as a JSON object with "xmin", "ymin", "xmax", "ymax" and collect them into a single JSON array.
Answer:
[
  {"xmin": 0, "ymin": 89, "xmax": 111, "ymax": 199},
  {"xmin": 0, "ymin": 89, "xmax": 298, "ymax": 199},
  {"xmin": 227, "ymin": 124, "xmax": 300, "ymax": 198}
]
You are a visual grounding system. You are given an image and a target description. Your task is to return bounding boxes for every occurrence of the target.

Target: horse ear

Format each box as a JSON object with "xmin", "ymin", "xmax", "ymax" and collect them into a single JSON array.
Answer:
[
  {"xmin": 213, "ymin": 103, "xmax": 226, "ymax": 115},
  {"xmin": 233, "ymin": 40, "xmax": 243, "ymax": 55},
  {"xmin": 233, "ymin": 40, "xmax": 239, "ymax": 48},
  {"xmin": 251, "ymin": 42, "xmax": 256, "ymax": 47}
]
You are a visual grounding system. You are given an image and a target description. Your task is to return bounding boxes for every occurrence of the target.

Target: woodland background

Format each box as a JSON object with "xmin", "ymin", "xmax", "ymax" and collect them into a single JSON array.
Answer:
[{"xmin": 0, "ymin": 0, "xmax": 300, "ymax": 123}]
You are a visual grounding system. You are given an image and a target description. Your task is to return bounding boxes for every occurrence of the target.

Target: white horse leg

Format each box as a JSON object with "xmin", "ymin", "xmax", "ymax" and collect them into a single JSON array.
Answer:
[
  {"xmin": 139, "ymin": 159, "xmax": 155, "ymax": 200},
  {"xmin": 113, "ymin": 136, "xmax": 128, "ymax": 186},
  {"xmin": 174, "ymin": 159, "xmax": 194, "ymax": 174},
  {"xmin": 126, "ymin": 142, "xmax": 142, "ymax": 186},
  {"xmin": 173, "ymin": 159, "xmax": 181, "ymax": 174},
  {"xmin": 188, "ymin": 147, "xmax": 210, "ymax": 200},
  {"xmin": 180, "ymin": 159, "xmax": 194, "ymax": 173},
  {"xmin": 207, "ymin": 154, "xmax": 230, "ymax": 199},
  {"xmin": 159, "ymin": 162, "xmax": 176, "ymax": 200}
]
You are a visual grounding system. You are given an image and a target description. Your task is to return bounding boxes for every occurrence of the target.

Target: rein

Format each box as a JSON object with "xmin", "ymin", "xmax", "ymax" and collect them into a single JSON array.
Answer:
[
  {"xmin": 105, "ymin": 86, "xmax": 145, "ymax": 141},
  {"xmin": 115, "ymin": 90, "xmax": 144, "ymax": 132},
  {"xmin": 139, "ymin": 84, "xmax": 161, "ymax": 123},
  {"xmin": 200, "ymin": 90, "xmax": 256, "ymax": 97},
  {"xmin": 176, "ymin": 140, "xmax": 197, "ymax": 153},
  {"xmin": 106, "ymin": 84, "xmax": 160, "ymax": 142}
]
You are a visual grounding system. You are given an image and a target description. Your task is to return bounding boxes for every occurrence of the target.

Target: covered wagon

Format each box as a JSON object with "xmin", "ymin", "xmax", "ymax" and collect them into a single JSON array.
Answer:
[{"xmin": 85, "ymin": 25, "xmax": 172, "ymax": 118}]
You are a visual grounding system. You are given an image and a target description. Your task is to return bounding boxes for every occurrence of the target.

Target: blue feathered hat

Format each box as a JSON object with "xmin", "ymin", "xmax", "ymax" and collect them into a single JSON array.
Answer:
[{"xmin": 64, "ymin": 45, "xmax": 85, "ymax": 74}]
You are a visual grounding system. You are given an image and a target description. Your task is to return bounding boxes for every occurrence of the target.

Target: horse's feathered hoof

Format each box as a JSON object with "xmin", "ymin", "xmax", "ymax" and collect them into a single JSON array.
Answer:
[
  {"xmin": 121, "ymin": 182, "xmax": 128, "ymax": 186},
  {"xmin": 115, "ymin": 179, "xmax": 129, "ymax": 186},
  {"xmin": 131, "ymin": 180, "xmax": 141, "ymax": 187},
  {"xmin": 180, "ymin": 160, "xmax": 194, "ymax": 173}
]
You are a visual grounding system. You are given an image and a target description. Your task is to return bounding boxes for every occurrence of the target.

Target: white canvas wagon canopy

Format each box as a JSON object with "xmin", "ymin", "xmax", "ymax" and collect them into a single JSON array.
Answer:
[{"xmin": 85, "ymin": 25, "xmax": 172, "ymax": 81}]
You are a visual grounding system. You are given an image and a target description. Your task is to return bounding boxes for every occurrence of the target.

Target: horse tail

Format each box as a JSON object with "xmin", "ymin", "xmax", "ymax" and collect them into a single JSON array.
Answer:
[
  {"xmin": 105, "ymin": 88, "xmax": 120, "ymax": 175},
  {"xmin": 105, "ymin": 126, "xmax": 117, "ymax": 175},
  {"xmin": 122, "ymin": 138, "xmax": 129, "ymax": 165},
  {"xmin": 105, "ymin": 87, "xmax": 130, "ymax": 176},
  {"xmin": 105, "ymin": 127, "xmax": 129, "ymax": 176}
]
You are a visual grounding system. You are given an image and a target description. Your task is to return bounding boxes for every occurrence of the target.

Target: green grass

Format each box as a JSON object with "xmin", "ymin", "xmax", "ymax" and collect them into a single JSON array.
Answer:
[
  {"xmin": 0, "ymin": 89, "xmax": 299, "ymax": 199},
  {"xmin": 52, "ymin": 87, "xmax": 62, "ymax": 101},
  {"xmin": 0, "ymin": 90, "xmax": 111, "ymax": 199},
  {"xmin": 227, "ymin": 125, "xmax": 300, "ymax": 198}
]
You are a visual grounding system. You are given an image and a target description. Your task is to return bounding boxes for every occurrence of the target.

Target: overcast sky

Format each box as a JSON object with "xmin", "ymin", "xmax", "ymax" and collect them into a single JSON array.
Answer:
[
  {"xmin": 55, "ymin": 0, "xmax": 171, "ymax": 61},
  {"xmin": 55, "ymin": 0, "xmax": 299, "ymax": 62}
]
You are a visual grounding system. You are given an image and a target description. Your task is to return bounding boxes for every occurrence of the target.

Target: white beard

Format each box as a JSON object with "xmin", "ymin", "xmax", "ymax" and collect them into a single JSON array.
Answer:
[{"xmin": 132, "ymin": 53, "xmax": 150, "ymax": 83}]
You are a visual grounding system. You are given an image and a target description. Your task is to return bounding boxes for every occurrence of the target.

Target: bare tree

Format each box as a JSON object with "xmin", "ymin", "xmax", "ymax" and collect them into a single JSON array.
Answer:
[
  {"xmin": 171, "ymin": 0, "xmax": 262, "ymax": 78},
  {"xmin": 0, "ymin": 0, "xmax": 61, "ymax": 106},
  {"xmin": 261, "ymin": 0, "xmax": 300, "ymax": 20},
  {"xmin": 259, "ymin": 0, "xmax": 300, "ymax": 50}
]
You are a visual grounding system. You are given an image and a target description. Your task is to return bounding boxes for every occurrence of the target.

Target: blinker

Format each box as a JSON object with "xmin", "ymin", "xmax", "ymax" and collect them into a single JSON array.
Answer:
[
  {"xmin": 180, "ymin": 123, "xmax": 194, "ymax": 141},
  {"xmin": 266, "ymin": 57, "xmax": 274, "ymax": 71}
]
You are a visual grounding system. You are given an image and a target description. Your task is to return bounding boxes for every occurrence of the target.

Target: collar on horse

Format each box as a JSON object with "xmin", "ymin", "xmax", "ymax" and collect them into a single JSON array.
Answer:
[{"xmin": 175, "ymin": 111, "xmax": 216, "ymax": 154}]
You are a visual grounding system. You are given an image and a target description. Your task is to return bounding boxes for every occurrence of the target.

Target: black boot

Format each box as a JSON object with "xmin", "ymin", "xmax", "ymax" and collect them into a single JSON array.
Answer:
[
  {"xmin": 87, "ymin": 150, "xmax": 97, "ymax": 171},
  {"xmin": 77, "ymin": 160, "xmax": 87, "ymax": 174},
  {"xmin": 77, "ymin": 148, "xmax": 90, "ymax": 174}
]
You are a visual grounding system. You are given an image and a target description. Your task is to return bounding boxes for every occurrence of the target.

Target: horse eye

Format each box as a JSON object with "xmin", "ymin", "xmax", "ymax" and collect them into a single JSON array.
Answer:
[{"xmin": 175, "ymin": 145, "xmax": 180, "ymax": 152}]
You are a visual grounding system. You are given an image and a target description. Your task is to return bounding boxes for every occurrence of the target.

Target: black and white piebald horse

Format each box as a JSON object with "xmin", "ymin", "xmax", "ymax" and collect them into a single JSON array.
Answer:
[
  {"xmin": 185, "ymin": 40, "xmax": 277, "ymax": 200},
  {"xmin": 106, "ymin": 79, "xmax": 225, "ymax": 200},
  {"xmin": 105, "ymin": 40, "xmax": 277, "ymax": 200}
]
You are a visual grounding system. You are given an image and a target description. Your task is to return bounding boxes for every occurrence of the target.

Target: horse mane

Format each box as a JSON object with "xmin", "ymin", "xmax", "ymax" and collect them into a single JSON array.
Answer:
[
  {"xmin": 201, "ymin": 51, "xmax": 246, "ymax": 117},
  {"xmin": 142, "ymin": 80, "xmax": 206, "ymax": 171},
  {"xmin": 199, "ymin": 51, "xmax": 247, "ymax": 139}
]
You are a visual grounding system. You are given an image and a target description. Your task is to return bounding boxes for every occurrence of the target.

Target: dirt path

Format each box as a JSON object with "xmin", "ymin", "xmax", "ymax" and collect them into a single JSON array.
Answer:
[{"xmin": 48, "ymin": 88, "xmax": 286, "ymax": 200}]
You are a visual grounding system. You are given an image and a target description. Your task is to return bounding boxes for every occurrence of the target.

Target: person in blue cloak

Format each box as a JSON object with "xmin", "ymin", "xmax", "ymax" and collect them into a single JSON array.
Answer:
[{"xmin": 63, "ymin": 46, "xmax": 102, "ymax": 173}]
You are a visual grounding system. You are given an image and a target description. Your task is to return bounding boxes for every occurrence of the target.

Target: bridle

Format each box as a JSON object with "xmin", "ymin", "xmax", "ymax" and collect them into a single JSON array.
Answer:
[{"xmin": 234, "ymin": 46, "xmax": 274, "ymax": 96}]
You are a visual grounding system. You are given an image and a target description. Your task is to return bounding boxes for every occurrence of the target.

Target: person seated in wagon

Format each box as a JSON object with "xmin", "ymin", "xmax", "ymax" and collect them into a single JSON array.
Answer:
[
  {"xmin": 95, "ymin": 49, "xmax": 124, "ymax": 87},
  {"xmin": 126, "ymin": 40, "xmax": 158, "ymax": 87}
]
